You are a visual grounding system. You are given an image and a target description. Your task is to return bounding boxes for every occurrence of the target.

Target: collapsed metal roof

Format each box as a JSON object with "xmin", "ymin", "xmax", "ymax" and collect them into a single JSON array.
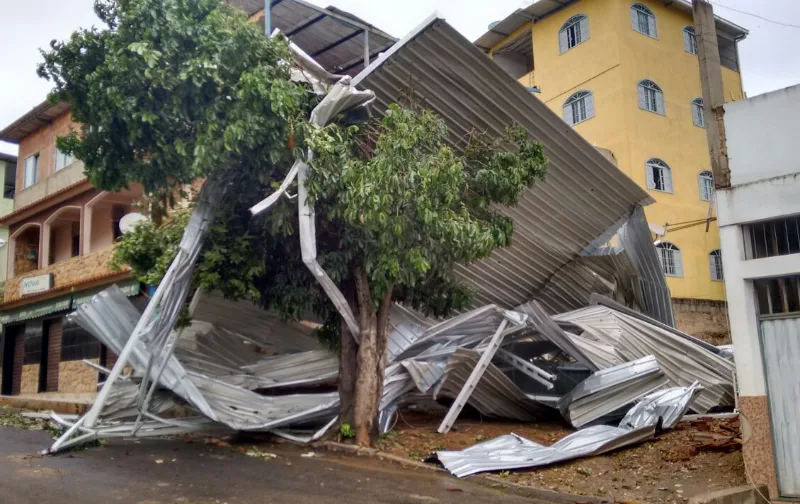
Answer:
[
  {"xmin": 226, "ymin": 0, "xmax": 397, "ymax": 75},
  {"xmin": 353, "ymin": 16, "xmax": 653, "ymax": 309},
  {"xmin": 475, "ymin": 0, "xmax": 748, "ymax": 53}
]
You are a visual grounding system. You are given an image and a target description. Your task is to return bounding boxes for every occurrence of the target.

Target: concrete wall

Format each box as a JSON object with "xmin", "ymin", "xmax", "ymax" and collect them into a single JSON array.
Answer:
[
  {"xmin": 725, "ymin": 84, "xmax": 800, "ymax": 186},
  {"xmin": 490, "ymin": 0, "xmax": 744, "ymax": 303}
]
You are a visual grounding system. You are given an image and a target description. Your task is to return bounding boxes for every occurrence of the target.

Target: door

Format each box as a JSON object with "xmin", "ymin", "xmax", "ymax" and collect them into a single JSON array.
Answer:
[
  {"xmin": 760, "ymin": 317, "xmax": 800, "ymax": 498},
  {"xmin": 1, "ymin": 329, "xmax": 15, "ymax": 395}
]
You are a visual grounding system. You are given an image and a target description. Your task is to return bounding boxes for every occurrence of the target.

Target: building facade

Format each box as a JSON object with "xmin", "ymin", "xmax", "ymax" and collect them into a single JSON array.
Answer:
[
  {"xmin": 717, "ymin": 84, "xmax": 800, "ymax": 500},
  {"xmin": 0, "ymin": 153, "xmax": 17, "ymax": 286},
  {"xmin": 0, "ymin": 102, "xmax": 143, "ymax": 397},
  {"xmin": 477, "ymin": 0, "xmax": 746, "ymax": 327}
]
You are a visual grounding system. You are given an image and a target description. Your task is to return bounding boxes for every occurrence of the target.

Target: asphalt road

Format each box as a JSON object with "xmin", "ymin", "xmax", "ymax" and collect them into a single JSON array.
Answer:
[{"xmin": 0, "ymin": 426, "xmax": 543, "ymax": 504}]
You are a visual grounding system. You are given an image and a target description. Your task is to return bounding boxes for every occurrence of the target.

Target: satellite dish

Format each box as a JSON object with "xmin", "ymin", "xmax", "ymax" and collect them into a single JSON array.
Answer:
[
  {"xmin": 0, "ymin": 238, "xmax": 6, "ymax": 248},
  {"xmin": 119, "ymin": 212, "xmax": 148, "ymax": 234}
]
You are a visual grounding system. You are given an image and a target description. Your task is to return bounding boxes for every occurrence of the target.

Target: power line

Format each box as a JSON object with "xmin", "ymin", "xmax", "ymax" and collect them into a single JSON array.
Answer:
[{"xmin": 711, "ymin": 1, "xmax": 800, "ymax": 30}]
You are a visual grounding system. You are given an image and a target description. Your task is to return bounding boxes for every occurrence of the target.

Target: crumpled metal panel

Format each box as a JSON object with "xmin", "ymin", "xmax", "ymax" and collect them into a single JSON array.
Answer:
[
  {"xmin": 438, "ymin": 383, "xmax": 702, "ymax": 478},
  {"xmin": 620, "ymin": 381, "xmax": 704, "ymax": 430},
  {"xmin": 558, "ymin": 355, "xmax": 669, "ymax": 428},
  {"xmin": 553, "ymin": 304, "xmax": 734, "ymax": 412}
]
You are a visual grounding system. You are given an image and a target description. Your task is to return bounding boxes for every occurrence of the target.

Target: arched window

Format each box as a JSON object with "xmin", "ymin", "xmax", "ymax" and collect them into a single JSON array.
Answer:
[
  {"xmin": 638, "ymin": 80, "xmax": 665, "ymax": 114},
  {"xmin": 646, "ymin": 158, "xmax": 673, "ymax": 193},
  {"xmin": 656, "ymin": 242, "xmax": 683, "ymax": 277},
  {"xmin": 692, "ymin": 98, "xmax": 705, "ymax": 127},
  {"xmin": 631, "ymin": 3, "xmax": 657, "ymax": 38},
  {"xmin": 683, "ymin": 26, "xmax": 697, "ymax": 54},
  {"xmin": 559, "ymin": 15, "xmax": 589, "ymax": 54},
  {"xmin": 709, "ymin": 250, "xmax": 724, "ymax": 281},
  {"xmin": 699, "ymin": 170, "xmax": 714, "ymax": 201},
  {"xmin": 563, "ymin": 91, "xmax": 595, "ymax": 125}
]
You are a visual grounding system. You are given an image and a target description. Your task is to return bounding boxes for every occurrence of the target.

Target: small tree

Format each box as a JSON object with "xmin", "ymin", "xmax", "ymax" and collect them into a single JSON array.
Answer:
[
  {"xmin": 41, "ymin": 0, "xmax": 548, "ymax": 447},
  {"xmin": 304, "ymin": 105, "xmax": 546, "ymax": 444}
]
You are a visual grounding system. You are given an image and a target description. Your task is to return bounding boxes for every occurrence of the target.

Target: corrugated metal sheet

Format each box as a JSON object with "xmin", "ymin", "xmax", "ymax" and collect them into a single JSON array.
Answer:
[
  {"xmin": 226, "ymin": 0, "xmax": 396, "ymax": 75},
  {"xmin": 760, "ymin": 317, "xmax": 800, "ymax": 498},
  {"xmin": 353, "ymin": 18, "xmax": 652, "ymax": 310}
]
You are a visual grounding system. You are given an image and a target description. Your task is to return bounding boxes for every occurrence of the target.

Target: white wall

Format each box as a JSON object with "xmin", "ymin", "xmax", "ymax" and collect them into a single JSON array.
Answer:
[{"xmin": 725, "ymin": 84, "xmax": 800, "ymax": 186}]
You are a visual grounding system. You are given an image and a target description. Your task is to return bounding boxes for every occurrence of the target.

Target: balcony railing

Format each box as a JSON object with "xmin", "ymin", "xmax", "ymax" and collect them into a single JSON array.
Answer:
[{"xmin": 5, "ymin": 246, "xmax": 126, "ymax": 301}]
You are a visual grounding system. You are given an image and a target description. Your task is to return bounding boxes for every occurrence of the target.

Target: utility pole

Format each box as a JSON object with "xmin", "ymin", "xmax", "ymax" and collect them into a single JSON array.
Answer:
[{"xmin": 693, "ymin": 0, "xmax": 730, "ymax": 189}]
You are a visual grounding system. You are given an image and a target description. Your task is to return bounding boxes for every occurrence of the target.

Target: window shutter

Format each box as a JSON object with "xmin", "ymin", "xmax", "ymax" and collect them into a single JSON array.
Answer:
[
  {"xmin": 692, "ymin": 103, "xmax": 700, "ymax": 126},
  {"xmin": 683, "ymin": 30, "xmax": 691, "ymax": 52},
  {"xmin": 709, "ymin": 254, "xmax": 718, "ymax": 280},
  {"xmin": 655, "ymin": 91, "xmax": 665, "ymax": 114},
  {"xmin": 630, "ymin": 7, "xmax": 639, "ymax": 31},
  {"xmin": 646, "ymin": 163, "xmax": 655, "ymax": 189},
  {"xmin": 563, "ymin": 102, "xmax": 574, "ymax": 125},
  {"xmin": 648, "ymin": 15, "xmax": 657, "ymax": 38},
  {"xmin": 559, "ymin": 29, "xmax": 568, "ymax": 54},
  {"xmin": 584, "ymin": 93, "xmax": 595, "ymax": 120},
  {"xmin": 698, "ymin": 176, "xmax": 705, "ymax": 200},
  {"xmin": 664, "ymin": 167, "xmax": 673, "ymax": 193},
  {"xmin": 674, "ymin": 249, "xmax": 683, "ymax": 277},
  {"xmin": 637, "ymin": 84, "xmax": 647, "ymax": 110},
  {"xmin": 580, "ymin": 17, "xmax": 589, "ymax": 41}
]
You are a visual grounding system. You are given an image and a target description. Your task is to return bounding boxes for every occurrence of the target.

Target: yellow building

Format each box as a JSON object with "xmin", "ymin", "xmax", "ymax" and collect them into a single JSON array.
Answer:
[{"xmin": 476, "ymin": 0, "xmax": 746, "ymax": 312}]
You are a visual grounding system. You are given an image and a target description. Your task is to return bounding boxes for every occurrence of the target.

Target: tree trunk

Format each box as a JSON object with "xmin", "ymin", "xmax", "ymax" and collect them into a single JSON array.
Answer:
[
  {"xmin": 352, "ymin": 267, "xmax": 393, "ymax": 447},
  {"xmin": 338, "ymin": 316, "xmax": 358, "ymax": 431}
]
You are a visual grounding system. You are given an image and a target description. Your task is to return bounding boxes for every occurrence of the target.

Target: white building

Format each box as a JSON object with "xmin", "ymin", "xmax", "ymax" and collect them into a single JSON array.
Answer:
[{"xmin": 717, "ymin": 84, "xmax": 800, "ymax": 500}]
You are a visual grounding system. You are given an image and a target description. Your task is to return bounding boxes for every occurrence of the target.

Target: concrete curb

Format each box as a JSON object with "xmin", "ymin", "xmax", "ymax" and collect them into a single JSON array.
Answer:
[
  {"xmin": 314, "ymin": 441, "xmax": 609, "ymax": 504},
  {"xmin": 0, "ymin": 396, "xmax": 89, "ymax": 415}
]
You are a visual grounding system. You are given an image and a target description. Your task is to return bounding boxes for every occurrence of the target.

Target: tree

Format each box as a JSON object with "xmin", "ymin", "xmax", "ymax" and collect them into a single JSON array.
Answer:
[{"xmin": 41, "ymin": 0, "xmax": 548, "ymax": 447}]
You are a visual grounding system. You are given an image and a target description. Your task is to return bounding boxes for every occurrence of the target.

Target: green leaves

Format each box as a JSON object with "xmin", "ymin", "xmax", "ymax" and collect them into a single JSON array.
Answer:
[{"xmin": 307, "ymin": 103, "xmax": 548, "ymax": 312}]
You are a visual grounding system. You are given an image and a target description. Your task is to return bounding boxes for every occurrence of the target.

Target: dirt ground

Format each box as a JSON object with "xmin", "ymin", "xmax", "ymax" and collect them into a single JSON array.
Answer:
[{"xmin": 377, "ymin": 410, "xmax": 745, "ymax": 504}]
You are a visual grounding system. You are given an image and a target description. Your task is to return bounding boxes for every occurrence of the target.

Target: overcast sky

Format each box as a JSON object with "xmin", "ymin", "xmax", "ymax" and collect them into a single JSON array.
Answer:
[{"xmin": 2, "ymin": 0, "xmax": 799, "ymax": 156}]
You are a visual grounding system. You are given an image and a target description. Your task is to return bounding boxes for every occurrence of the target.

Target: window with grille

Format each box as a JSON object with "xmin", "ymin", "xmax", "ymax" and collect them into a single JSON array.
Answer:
[
  {"xmin": 709, "ymin": 250, "xmax": 723, "ymax": 281},
  {"xmin": 646, "ymin": 158, "xmax": 673, "ymax": 193},
  {"xmin": 23, "ymin": 322, "xmax": 43, "ymax": 365},
  {"xmin": 656, "ymin": 242, "xmax": 682, "ymax": 277},
  {"xmin": 638, "ymin": 80, "xmax": 665, "ymax": 114},
  {"xmin": 755, "ymin": 275, "xmax": 800, "ymax": 316},
  {"xmin": 559, "ymin": 15, "xmax": 589, "ymax": 54},
  {"xmin": 563, "ymin": 91, "xmax": 595, "ymax": 126},
  {"xmin": 699, "ymin": 171, "xmax": 713, "ymax": 201},
  {"xmin": 743, "ymin": 216, "xmax": 800, "ymax": 260},
  {"xmin": 61, "ymin": 317, "xmax": 100, "ymax": 361},
  {"xmin": 631, "ymin": 4, "xmax": 657, "ymax": 38},
  {"xmin": 683, "ymin": 26, "xmax": 697, "ymax": 54},
  {"xmin": 692, "ymin": 98, "xmax": 705, "ymax": 128}
]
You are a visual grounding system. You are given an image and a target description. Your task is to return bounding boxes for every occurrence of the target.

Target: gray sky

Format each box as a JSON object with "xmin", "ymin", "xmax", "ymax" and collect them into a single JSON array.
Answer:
[{"xmin": 2, "ymin": 0, "xmax": 799, "ymax": 157}]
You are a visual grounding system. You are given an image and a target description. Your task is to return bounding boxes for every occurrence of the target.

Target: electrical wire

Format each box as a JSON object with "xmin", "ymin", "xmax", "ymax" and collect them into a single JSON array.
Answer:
[{"xmin": 711, "ymin": 1, "xmax": 800, "ymax": 30}]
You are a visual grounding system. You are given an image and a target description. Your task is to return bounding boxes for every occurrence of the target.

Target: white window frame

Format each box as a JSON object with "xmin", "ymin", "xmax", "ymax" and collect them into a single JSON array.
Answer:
[
  {"xmin": 23, "ymin": 153, "xmax": 39, "ymax": 189},
  {"xmin": 638, "ymin": 80, "xmax": 665, "ymax": 115},
  {"xmin": 699, "ymin": 170, "xmax": 714, "ymax": 201},
  {"xmin": 559, "ymin": 15, "xmax": 589, "ymax": 54},
  {"xmin": 631, "ymin": 3, "xmax": 657, "ymax": 38},
  {"xmin": 646, "ymin": 158, "xmax": 673, "ymax": 193},
  {"xmin": 683, "ymin": 26, "xmax": 697, "ymax": 54},
  {"xmin": 656, "ymin": 242, "xmax": 683, "ymax": 277},
  {"xmin": 692, "ymin": 98, "xmax": 705, "ymax": 128},
  {"xmin": 563, "ymin": 90, "xmax": 595, "ymax": 126},
  {"xmin": 55, "ymin": 148, "xmax": 74, "ymax": 172},
  {"xmin": 709, "ymin": 250, "xmax": 724, "ymax": 281}
]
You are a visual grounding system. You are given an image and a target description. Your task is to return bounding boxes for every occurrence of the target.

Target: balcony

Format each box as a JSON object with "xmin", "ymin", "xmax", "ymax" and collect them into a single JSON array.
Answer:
[
  {"xmin": 15, "ymin": 161, "xmax": 87, "ymax": 210},
  {"xmin": 4, "ymin": 246, "xmax": 128, "ymax": 302}
]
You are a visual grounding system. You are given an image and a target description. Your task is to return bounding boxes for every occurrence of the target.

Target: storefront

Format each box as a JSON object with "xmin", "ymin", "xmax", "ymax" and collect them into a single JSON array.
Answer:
[{"xmin": 0, "ymin": 279, "xmax": 140, "ymax": 396}]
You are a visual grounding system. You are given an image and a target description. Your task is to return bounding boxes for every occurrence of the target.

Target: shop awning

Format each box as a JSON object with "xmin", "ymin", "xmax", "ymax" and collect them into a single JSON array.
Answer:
[{"xmin": 0, "ymin": 280, "xmax": 141, "ymax": 326}]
